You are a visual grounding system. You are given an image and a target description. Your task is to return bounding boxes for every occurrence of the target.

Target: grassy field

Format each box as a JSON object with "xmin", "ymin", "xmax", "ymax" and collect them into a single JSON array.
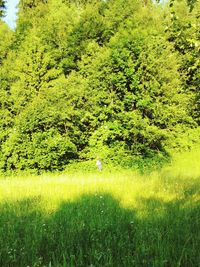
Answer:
[{"xmin": 0, "ymin": 150, "xmax": 200, "ymax": 267}]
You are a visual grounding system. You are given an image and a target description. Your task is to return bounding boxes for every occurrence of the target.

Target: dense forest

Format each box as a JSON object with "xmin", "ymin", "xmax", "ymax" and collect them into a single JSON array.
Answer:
[{"xmin": 0, "ymin": 0, "xmax": 200, "ymax": 173}]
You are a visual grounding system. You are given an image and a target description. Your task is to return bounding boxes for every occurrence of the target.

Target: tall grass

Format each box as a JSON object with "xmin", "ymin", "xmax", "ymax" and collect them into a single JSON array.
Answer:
[{"xmin": 0, "ymin": 150, "xmax": 200, "ymax": 266}]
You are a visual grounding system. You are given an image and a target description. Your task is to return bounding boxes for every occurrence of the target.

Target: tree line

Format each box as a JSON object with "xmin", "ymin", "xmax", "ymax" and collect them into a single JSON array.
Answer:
[{"xmin": 0, "ymin": 0, "xmax": 200, "ymax": 172}]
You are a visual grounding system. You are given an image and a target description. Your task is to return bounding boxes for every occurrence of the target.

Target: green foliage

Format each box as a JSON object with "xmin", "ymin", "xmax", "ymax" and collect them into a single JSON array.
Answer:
[
  {"xmin": 0, "ymin": 0, "xmax": 200, "ymax": 172},
  {"xmin": 1, "ymin": 128, "xmax": 77, "ymax": 172},
  {"xmin": 78, "ymin": 26, "xmax": 192, "ymax": 161},
  {"xmin": 166, "ymin": 0, "xmax": 200, "ymax": 123},
  {"xmin": 0, "ymin": 0, "xmax": 5, "ymax": 17},
  {"xmin": 19, "ymin": 0, "xmax": 48, "ymax": 10}
]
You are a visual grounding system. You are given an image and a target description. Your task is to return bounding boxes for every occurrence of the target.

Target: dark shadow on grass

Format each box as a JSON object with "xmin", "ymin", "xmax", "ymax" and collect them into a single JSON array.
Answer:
[
  {"xmin": 0, "ymin": 187, "xmax": 200, "ymax": 267},
  {"xmin": 0, "ymin": 194, "xmax": 137, "ymax": 267}
]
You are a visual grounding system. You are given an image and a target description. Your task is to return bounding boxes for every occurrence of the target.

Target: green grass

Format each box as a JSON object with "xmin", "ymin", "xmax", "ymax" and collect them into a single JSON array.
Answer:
[{"xmin": 0, "ymin": 150, "xmax": 200, "ymax": 266}]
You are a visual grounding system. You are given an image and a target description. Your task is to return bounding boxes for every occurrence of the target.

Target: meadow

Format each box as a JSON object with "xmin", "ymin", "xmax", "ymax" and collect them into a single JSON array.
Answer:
[{"xmin": 0, "ymin": 150, "xmax": 200, "ymax": 267}]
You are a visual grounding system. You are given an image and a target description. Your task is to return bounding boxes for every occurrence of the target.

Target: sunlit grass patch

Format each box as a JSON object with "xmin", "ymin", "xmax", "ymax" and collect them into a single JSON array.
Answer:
[
  {"xmin": 162, "ymin": 148, "xmax": 200, "ymax": 179},
  {"xmin": 0, "ymin": 150, "xmax": 200, "ymax": 266}
]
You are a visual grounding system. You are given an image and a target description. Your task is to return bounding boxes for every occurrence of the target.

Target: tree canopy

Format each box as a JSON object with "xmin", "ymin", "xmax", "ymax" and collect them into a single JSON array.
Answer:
[
  {"xmin": 0, "ymin": 0, "xmax": 5, "ymax": 17},
  {"xmin": 0, "ymin": 0, "xmax": 200, "ymax": 173}
]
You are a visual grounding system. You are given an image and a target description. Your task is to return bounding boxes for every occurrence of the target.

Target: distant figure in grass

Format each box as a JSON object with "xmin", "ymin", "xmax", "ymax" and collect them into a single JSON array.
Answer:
[{"xmin": 96, "ymin": 158, "xmax": 102, "ymax": 171}]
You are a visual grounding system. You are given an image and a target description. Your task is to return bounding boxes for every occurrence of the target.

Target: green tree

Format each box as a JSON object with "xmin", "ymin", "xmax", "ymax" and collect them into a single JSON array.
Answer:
[
  {"xmin": 11, "ymin": 32, "xmax": 61, "ymax": 114},
  {"xmin": 166, "ymin": 0, "xmax": 200, "ymax": 123},
  {"xmin": 0, "ymin": 0, "xmax": 5, "ymax": 17},
  {"xmin": 0, "ymin": 24, "xmax": 15, "ymax": 171},
  {"xmin": 0, "ymin": 0, "xmax": 198, "ymax": 172},
  {"xmin": 77, "ymin": 6, "xmax": 193, "ymax": 160},
  {"xmin": 19, "ymin": 0, "xmax": 48, "ymax": 10}
]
